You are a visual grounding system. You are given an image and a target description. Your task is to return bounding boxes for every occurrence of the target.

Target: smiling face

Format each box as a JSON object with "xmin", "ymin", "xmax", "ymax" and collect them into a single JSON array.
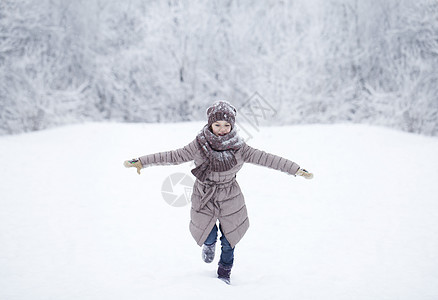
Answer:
[{"xmin": 211, "ymin": 121, "xmax": 232, "ymax": 136}]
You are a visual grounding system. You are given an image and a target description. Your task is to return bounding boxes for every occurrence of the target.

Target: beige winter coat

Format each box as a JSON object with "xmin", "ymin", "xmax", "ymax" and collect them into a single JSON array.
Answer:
[{"xmin": 139, "ymin": 139, "xmax": 300, "ymax": 248}]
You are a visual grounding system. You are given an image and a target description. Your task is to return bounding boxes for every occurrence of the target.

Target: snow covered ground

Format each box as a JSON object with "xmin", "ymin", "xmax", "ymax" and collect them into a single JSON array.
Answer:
[{"xmin": 1, "ymin": 122, "xmax": 437, "ymax": 300}]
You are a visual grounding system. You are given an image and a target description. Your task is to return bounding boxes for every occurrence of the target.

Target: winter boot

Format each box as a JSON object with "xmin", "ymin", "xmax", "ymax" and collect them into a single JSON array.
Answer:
[
  {"xmin": 217, "ymin": 262, "xmax": 232, "ymax": 285},
  {"xmin": 202, "ymin": 243, "xmax": 216, "ymax": 263}
]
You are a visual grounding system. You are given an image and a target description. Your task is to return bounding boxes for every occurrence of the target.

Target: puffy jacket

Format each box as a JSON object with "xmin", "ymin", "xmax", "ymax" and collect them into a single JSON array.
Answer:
[{"xmin": 139, "ymin": 139, "xmax": 300, "ymax": 248}]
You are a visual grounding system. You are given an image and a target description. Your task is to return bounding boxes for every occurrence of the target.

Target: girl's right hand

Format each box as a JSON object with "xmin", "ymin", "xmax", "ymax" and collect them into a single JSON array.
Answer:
[{"xmin": 123, "ymin": 158, "xmax": 143, "ymax": 175}]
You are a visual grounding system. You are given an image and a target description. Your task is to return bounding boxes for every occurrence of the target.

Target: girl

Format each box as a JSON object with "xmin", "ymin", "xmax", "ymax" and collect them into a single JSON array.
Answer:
[{"xmin": 124, "ymin": 101, "xmax": 313, "ymax": 284}]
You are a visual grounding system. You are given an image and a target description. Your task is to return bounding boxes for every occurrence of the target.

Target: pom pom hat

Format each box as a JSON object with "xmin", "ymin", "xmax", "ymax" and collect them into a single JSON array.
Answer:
[{"xmin": 207, "ymin": 101, "xmax": 237, "ymax": 129}]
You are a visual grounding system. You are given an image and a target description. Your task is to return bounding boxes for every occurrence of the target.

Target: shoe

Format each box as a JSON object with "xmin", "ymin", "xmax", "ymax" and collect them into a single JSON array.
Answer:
[
  {"xmin": 202, "ymin": 243, "xmax": 216, "ymax": 263},
  {"xmin": 217, "ymin": 262, "xmax": 232, "ymax": 285}
]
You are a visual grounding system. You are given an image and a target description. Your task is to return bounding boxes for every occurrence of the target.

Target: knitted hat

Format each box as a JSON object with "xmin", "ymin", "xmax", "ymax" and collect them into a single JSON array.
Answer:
[{"xmin": 207, "ymin": 101, "xmax": 237, "ymax": 129}]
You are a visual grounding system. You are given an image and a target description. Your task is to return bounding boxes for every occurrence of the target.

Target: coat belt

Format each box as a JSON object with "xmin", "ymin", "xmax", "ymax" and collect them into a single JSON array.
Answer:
[{"xmin": 197, "ymin": 177, "xmax": 236, "ymax": 211}]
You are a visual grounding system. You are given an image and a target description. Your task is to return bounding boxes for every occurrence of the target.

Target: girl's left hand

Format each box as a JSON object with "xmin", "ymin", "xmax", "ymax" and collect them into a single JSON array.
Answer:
[{"xmin": 296, "ymin": 168, "xmax": 314, "ymax": 179}]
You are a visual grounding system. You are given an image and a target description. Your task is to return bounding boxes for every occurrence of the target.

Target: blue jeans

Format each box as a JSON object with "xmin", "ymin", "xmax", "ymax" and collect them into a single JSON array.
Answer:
[{"xmin": 204, "ymin": 223, "xmax": 234, "ymax": 267}]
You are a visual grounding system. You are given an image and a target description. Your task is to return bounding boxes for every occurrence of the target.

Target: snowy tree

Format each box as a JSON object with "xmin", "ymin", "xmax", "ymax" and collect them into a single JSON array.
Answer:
[{"xmin": 0, "ymin": 0, "xmax": 437, "ymax": 135}]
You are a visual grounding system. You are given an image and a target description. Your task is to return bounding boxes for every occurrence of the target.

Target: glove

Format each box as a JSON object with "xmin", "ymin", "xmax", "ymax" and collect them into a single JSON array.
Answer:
[
  {"xmin": 124, "ymin": 158, "xmax": 143, "ymax": 175},
  {"xmin": 296, "ymin": 168, "xmax": 314, "ymax": 179}
]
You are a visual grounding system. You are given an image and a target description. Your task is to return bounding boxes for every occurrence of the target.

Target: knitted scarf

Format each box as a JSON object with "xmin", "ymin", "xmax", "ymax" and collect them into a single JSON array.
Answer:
[{"xmin": 191, "ymin": 124, "xmax": 244, "ymax": 181}]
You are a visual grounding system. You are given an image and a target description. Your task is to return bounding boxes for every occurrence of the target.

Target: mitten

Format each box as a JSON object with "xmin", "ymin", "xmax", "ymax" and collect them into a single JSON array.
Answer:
[
  {"xmin": 296, "ymin": 168, "xmax": 314, "ymax": 179},
  {"xmin": 124, "ymin": 158, "xmax": 143, "ymax": 175}
]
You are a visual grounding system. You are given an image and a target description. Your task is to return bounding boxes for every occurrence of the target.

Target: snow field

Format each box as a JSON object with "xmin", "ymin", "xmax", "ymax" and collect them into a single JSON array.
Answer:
[{"xmin": 0, "ymin": 122, "xmax": 437, "ymax": 300}]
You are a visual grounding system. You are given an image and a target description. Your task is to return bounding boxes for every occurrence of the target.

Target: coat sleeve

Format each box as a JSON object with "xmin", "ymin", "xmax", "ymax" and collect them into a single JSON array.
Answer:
[
  {"xmin": 240, "ymin": 143, "xmax": 300, "ymax": 176},
  {"xmin": 139, "ymin": 139, "xmax": 199, "ymax": 167}
]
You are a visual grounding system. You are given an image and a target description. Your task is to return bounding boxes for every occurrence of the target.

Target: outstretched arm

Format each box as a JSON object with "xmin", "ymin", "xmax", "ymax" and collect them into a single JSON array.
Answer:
[
  {"xmin": 241, "ymin": 144, "xmax": 313, "ymax": 179},
  {"xmin": 124, "ymin": 139, "xmax": 199, "ymax": 174}
]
